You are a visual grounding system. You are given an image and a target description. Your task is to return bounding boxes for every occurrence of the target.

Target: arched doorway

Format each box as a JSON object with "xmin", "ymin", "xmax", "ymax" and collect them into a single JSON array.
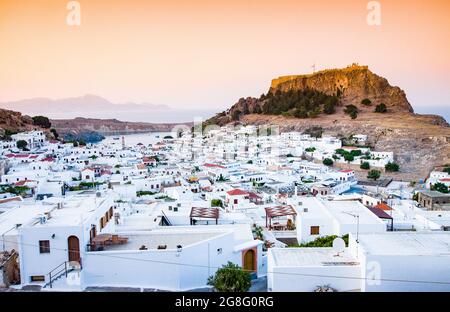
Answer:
[
  {"xmin": 243, "ymin": 249, "xmax": 256, "ymax": 272},
  {"xmin": 67, "ymin": 235, "xmax": 80, "ymax": 263}
]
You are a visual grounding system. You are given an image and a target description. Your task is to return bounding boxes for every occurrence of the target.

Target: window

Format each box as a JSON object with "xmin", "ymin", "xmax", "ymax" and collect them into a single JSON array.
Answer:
[
  {"xmin": 310, "ymin": 226, "xmax": 320, "ymax": 235},
  {"xmin": 173, "ymin": 207, "xmax": 178, "ymax": 212},
  {"xmin": 39, "ymin": 240, "xmax": 50, "ymax": 253},
  {"xmin": 234, "ymin": 199, "xmax": 238, "ymax": 204},
  {"xmin": 30, "ymin": 275, "xmax": 45, "ymax": 282}
]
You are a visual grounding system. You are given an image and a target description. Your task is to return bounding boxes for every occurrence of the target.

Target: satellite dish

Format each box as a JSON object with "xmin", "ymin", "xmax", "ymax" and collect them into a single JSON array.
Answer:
[{"xmin": 332, "ymin": 237, "xmax": 346, "ymax": 256}]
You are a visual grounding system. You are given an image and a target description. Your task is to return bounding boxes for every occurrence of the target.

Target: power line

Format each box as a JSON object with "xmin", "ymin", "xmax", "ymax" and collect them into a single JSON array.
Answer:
[{"xmin": 2, "ymin": 237, "xmax": 450, "ymax": 286}]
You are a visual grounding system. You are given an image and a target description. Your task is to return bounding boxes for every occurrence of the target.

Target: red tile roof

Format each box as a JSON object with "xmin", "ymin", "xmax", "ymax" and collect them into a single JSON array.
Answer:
[
  {"xmin": 374, "ymin": 203, "xmax": 393, "ymax": 211},
  {"xmin": 204, "ymin": 163, "xmax": 226, "ymax": 169},
  {"xmin": 226, "ymin": 189, "xmax": 248, "ymax": 196}
]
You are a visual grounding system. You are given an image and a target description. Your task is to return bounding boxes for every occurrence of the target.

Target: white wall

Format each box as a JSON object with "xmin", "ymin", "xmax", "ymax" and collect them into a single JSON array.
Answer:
[
  {"xmin": 81, "ymin": 231, "xmax": 248, "ymax": 291},
  {"xmin": 267, "ymin": 251, "xmax": 361, "ymax": 292}
]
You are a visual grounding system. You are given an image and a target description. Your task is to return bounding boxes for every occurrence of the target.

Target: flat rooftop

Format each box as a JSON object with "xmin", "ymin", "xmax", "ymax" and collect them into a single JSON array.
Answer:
[
  {"xmin": 358, "ymin": 232, "xmax": 450, "ymax": 256},
  {"xmin": 323, "ymin": 200, "xmax": 384, "ymax": 225},
  {"xmin": 270, "ymin": 248, "xmax": 359, "ymax": 267},
  {"xmin": 100, "ymin": 231, "xmax": 225, "ymax": 251}
]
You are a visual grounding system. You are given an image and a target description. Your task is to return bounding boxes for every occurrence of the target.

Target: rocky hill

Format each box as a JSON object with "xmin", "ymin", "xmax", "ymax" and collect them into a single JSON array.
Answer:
[
  {"xmin": 0, "ymin": 108, "xmax": 54, "ymax": 139},
  {"xmin": 51, "ymin": 117, "xmax": 192, "ymax": 141},
  {"xmin": 269, "ymin": 64, "xmax": 414, "ymax": 113},
  {"xmin": 206, "ymin": 64, "xmax": 450, "ymax": 181}
]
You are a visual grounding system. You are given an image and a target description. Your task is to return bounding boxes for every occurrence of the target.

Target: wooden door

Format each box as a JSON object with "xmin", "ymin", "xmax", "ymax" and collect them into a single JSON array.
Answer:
[
  {"xmin": 67, "ymin": 235, "xmax": 80, "ymax": 262},
  {"xmin": 243, "ymin": 249, "xmax": 255, "ymax": 272}
]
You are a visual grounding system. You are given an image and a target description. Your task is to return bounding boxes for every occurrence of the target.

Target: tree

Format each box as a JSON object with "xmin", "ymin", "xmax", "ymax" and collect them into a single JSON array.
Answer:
[
  {"xmin": 432, "ymin": 182, "xmax": 449, "ymax": 194},
  {"xmin": 385, "ymin": 162, "xmax": 400, "ymax": 172},
  {"xmin": 211, "ymin": 199, "xmax": 223, "ymax": 208},
  {"xmin": 360, "ymin": 162, "xmax": 370, "ymax": 170},
  {"xmin": 361, "ymin": 98, "xmax": 372, "ymax": 106},
  {"xmin": 323, "ymin": 158, "xmax": 334, "ymax": 166},
  {"xmin": 16, "ymin": 140, "xmax": 28, "ymax": 150},
  {"xmin": 444, "ymin": 167, "xmax": 450, "ymax": 174},
  {"xmin": 367, "ymin": 169, "xmax": 381, "ymax": 181},
  {"xmin": 50, "ymin": 128, "xmax": 59, "ymax": 139},
  {"xmin": 374, "ymin": 103, "xmax": 387, "ymax": 113},
  {"xmin": 207, "ymin": 262, "xmax": 251, "ymax": 292},
  {"xmin": 323, "ymin": 101, "xmax": 336, "ymax": 114},
  {"xmin": 231, "ymin": 109, "xmax": 242, "ymax": 121},
  {"xmin": 32, "ymin": 116, "xmax": 51, "ymax": 128},
  {"xmin": 344, "ymin": 105, "xmax": 358, "ymax": 119},
  {"xmin": 344, "ymin": 154, "xmax": 354, "ymax": 162},
  {"xmin": 350, "ymin": 149, "xmax": 362, "ymax": 157}
]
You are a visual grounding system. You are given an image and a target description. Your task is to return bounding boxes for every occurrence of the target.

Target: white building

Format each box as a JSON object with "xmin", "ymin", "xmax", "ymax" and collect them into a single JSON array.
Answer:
[{"xmin": 268, "ymin": 232, "xmax": 450, "ymax": 292}]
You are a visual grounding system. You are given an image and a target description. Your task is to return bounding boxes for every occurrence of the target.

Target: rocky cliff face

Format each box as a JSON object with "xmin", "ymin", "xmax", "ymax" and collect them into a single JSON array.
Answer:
[
  {"xmin": 0, "ymin": 109, "xmax": 50, "ymax": 138},
  {"xmin": 269, "ymin": 64, "xmax": 414, "ymax": 113},
  {"xmin": 207, "ymin": 65, "xmax": 414, "ymax": 126},
  {"xmin": 51, "ymin": 117, "xmax": 192, "ymax": 137}
]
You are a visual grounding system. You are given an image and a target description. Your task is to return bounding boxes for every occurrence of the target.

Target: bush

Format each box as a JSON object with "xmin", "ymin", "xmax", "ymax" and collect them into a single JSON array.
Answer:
[
  {"xmin": 32, "ymin": 116, "xmax": 51, "ymax": 128},
  {"xmin": 361, "ymin": 98, "xmax": 372, "ymax": 106},
  {"xmin": 385, "ymin": 162, "xmax": 400, "ymax": 172},
  {"xmin": 211, "ymin": 199, "xmax": 223, "ymax": 208},
  {"xmin": 360, "ymin": 162, "xmax": 370, "ymax": 170},
  {"xmin": 344, "ymin": 154, "xmax": 354, "ymax": 162},
  {"xmin": 367, "ymin": 169, "xmax": 381, "ymax": 181},
  {"xmin": 374, "ymin": 103, "xmax": 387, "ymax": 113},
  {"xmin": 207, "ymin": 262, "xmax": 251, "ymax": 292},
  {"xmin": 261, "ymin": 89, "xmax": 339, "ymax": 118},
  {"xmin": 432, "ymin": 182, "xmax": 449, "ymax": 194},
  {"xmin": 323, "ymin": 158, "xmax": 334, "ymax": 166},
  {"xmin": 136, "ymin": 191, "xmax": 155, "ymax": 197},
  {"xmin": 290, "ymin": 234, "xmax": 349, "ymax": 248},
  {"xmin": 443, "ymin": 167, "xmax": 450, "ymax": 174},
  {"xmin": 344, "ymin": 105, "xmax": 358, "ymax": 119},
  {"xmin": 16, "ymin": 140, "xmax": 28, "ymax": 150}
]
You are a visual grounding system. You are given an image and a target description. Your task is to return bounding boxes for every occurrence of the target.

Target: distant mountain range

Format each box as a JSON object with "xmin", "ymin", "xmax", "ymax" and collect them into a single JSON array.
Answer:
[
  {"xmin": 0, "ymin": 94, "xmax": 170, "ymax": 118},
  {"xmin": 0, "ymin": 94, "xmax": 216, "ymax": 123}
]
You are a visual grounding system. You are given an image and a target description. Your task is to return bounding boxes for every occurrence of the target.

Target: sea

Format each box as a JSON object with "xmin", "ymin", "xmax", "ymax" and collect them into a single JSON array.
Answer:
[{"xmin": 100, "ymin": 132, "xmax": 173, "ymax": 146}]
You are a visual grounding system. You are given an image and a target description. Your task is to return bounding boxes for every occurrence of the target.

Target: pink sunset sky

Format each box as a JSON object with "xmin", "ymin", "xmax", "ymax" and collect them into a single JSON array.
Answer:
[{"xmin": 0, "ymin": 0, "xmax": 449, "ymax": 113}]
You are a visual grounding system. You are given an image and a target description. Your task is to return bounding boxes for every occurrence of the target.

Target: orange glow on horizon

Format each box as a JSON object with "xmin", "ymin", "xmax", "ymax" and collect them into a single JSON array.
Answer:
[{"xmin": 0, "ymin": 0, "xmax": 449, "ymax": 110}]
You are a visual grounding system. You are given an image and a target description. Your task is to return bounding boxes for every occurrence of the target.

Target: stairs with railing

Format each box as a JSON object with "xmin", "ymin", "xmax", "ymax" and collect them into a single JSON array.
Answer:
[
  {"xmin": 43, "ymin": 260, "xmax": 82, "ymax": 289},
  {"xmin": 160, "ymin": 210, "xmax": 172, "ymax": 226}
]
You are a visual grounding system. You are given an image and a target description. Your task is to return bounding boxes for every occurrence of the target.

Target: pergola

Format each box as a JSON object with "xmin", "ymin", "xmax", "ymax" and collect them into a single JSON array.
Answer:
[
  {"xmin": 190, "ymin": 207, "xmax": 219, "ymax": 225},
  {"xmin": 265, "ymin": 205, "xmax": 297, "ymax": 230}
]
